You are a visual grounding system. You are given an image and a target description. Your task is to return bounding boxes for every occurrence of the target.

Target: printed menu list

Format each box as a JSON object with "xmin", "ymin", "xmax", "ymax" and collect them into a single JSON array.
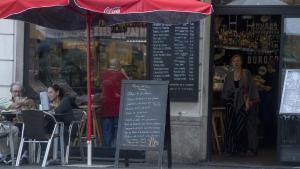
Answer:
[
  {"xmin": 119, "ymin": 82, "xmax": 168, "ymax": 149},
  {"xmin": 149, "ymin": 22, "xmax": 199, "ymax": 101},
  {"xmin": 280, "ymin": 70, "xmax": 300, "ymax": 114}
]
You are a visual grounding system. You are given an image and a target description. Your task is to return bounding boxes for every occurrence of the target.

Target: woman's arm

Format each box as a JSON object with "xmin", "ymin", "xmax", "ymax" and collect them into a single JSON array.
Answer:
[{"xmin": 55, "ymin": 97, "xmax": 73, "ymax": 115}]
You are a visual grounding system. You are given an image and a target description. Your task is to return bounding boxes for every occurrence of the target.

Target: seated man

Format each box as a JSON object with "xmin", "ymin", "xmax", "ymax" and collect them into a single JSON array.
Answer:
[
  {"xmin": 0, "ymin": 82, "xmax": 36, "ymax": 112},
  {"xmin": 8, "ymin": 82, "xmax": 36, "ymax": 111},
  {"xmin": 0, "ymin": 82, "xmax": 36, "ymax": 164}
]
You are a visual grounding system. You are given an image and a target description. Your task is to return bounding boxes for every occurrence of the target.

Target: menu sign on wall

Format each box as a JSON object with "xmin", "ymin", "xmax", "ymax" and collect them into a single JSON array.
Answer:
[{"xmin": 148, "ymin": 22, "xmax": 200, "ymax": 101}]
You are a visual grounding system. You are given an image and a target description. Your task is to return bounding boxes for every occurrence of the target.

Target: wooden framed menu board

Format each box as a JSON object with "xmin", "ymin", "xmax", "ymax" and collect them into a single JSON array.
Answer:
[{"xmin": 114, "ymin": 80, "xmax": 171, "ymax": 169}]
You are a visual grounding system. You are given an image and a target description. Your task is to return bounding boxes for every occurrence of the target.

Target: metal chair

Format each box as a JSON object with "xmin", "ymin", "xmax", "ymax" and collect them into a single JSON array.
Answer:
[
  {"xmin": 0, "ymin": 121, "xmax": 15, "ymax": 166},
  {"xmin": 65, "ymin": 109, "xmax": 86, "ymax": 164},
  {"xmin": 16, "ymin": 110, "xmax": 63, "ymax": 167}
]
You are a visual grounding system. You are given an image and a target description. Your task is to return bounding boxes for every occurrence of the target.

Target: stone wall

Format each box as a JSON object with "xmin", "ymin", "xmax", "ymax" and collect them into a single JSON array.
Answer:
[
  {"xmin": 145, "ymin": 116, "xmax": 208, "ymax": 164},
  {"xmin": 0, "ymin": 20, "xmax": 24, "ymax": 98}
]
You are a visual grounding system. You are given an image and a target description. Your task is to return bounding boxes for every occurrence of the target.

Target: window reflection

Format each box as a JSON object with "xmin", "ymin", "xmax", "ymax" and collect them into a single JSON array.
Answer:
[
  {"xmin": 28, "ymin": 23, "xmax": 147, "ymax": 96},
  {"xmin": 27, "ymin": 23, "xmax": 147, "ymax": 149},
  {"xmin": 283, "ymin": 18, "xmax": 300, "ymax": 68}
]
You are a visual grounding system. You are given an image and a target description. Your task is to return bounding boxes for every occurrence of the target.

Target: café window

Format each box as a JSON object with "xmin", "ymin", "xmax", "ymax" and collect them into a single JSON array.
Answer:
[
  {"xmin": 282, "ymin": 18, "xmax": 300, "ymax": 69},
  {"xmin": 215, "ymin": 0, "xmax": 300, "ymax": 5},
  {"xmin": 26, "ymin": 23, "xmax": 147, "ymax": 98}
]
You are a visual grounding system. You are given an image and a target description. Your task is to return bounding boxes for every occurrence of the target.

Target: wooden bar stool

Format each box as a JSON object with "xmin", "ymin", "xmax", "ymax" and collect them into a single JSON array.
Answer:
[
  {"xmin": 77, "ymin": 105, "xmax": 103, "ymax": 147},
  {"xmin": 211, "ymin": 107, "xmax": 225, "ymax": 155}
]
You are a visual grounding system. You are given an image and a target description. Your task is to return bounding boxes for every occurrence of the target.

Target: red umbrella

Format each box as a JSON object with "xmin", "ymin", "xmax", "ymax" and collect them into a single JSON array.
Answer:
[{"xmin": 0, "ymin": 0, "xmax": 212, "ymax": 165}]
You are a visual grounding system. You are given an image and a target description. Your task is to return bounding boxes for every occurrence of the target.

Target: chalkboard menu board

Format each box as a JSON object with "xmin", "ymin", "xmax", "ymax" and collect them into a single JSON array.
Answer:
[
  {"xmin": 280, "ymin": 69, "xmax": 300, "ymax": 114},
  {"xmin": 148, "ymin": 22, "xmax": 200, "ymax": 101},
  {"xmin": 115, "ymin": 80, "xmax": 171, "ymax": 168}
]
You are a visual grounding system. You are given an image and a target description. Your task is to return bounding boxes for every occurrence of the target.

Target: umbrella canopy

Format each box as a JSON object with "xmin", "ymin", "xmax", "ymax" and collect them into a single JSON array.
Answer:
[
  {"xmin": 0, "ymin": 0, "xmax": 212, "ymax": 165},
  {"xmin": 0, "ymin": 0, "xmax": 212, "ymax": 30}
]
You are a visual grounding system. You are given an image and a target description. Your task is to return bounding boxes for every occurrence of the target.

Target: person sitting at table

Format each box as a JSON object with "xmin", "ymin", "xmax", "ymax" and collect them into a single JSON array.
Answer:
[
  {"xmin": 0, "ymin": 82, "xmax": 36, "ymax": 164},
  {"xmin": 47, "ymin": 84, "xmax": 77, "ymax": 129},
  {"xmin": 0, "ymin": 82, "xmax": 36, "ymax": 112},
  {"xmin": 100, "ymin": 58, "xmax": 128, "ymax": 147}
]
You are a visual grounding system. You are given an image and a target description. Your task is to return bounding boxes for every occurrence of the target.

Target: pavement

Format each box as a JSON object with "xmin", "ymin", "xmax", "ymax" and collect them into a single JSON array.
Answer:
[{"xmin": 1, "ymin": 161, "xmax": 300, "ymax": 169}]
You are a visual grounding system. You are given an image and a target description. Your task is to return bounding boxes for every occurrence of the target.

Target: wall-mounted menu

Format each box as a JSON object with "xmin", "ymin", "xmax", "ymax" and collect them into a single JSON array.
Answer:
[
  {"xmin": 116, "ymin": 80, "xmax": 169, "ymax": 150},
  {"xmin": 280, "ymin": 69, "xmax": 300, "ymax": 114},
  {"xmin": 148, "ymin": 22, "xmax": 200, "ymax": 101}
]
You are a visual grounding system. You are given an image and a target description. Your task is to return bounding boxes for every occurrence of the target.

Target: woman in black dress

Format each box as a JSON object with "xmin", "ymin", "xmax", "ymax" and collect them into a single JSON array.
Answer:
[{"xmin": 222, "ymin": 54, "xmax": 260, "ymax": 156}]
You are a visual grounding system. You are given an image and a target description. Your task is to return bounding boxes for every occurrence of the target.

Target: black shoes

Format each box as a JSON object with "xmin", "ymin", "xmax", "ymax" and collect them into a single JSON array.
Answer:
[
  {"xmin": 0, "ymin": 154, "xmax": 16, "ymax": 165},
  {"xmin": 223, "ymin": 149, "xmax": 257, "ymax": 157},
  {"xmin": 21, "ymin": 156, "xmax": 29, "ymax": 164},
  {"xmin": 246, "ymin": 149, "xmax": 258, "ymax": 157}
]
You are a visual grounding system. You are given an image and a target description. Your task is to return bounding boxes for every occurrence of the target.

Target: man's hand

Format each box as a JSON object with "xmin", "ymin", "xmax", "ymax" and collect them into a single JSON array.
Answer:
[{"xmin": 10, "ymin": 102, "xmax": 23, "ymax": 109}]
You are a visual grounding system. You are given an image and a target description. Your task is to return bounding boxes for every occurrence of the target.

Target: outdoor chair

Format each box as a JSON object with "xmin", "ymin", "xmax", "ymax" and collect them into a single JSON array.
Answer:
[
  {"xmin": 65, "ymin": 109, "xmax": 86, "ymax": 164},
  {"xmin": 16, "ymin": 110, "xmax": 64, "ymax": 167},
  {"xmin": 0, "ymin": 121, "xmax": 15, "ymax": 166}
]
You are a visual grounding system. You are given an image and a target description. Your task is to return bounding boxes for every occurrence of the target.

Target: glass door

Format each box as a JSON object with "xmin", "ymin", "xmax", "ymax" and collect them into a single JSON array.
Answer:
[{"xmin": 279, "ymin": 17, "xmax": 300, "ymax": 163}]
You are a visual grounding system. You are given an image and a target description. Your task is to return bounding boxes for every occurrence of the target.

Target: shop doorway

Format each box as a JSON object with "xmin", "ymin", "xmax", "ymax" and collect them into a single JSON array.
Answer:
[{"xmin": 210, "ymin": 14, "xmax": 280, "ymax": 165}]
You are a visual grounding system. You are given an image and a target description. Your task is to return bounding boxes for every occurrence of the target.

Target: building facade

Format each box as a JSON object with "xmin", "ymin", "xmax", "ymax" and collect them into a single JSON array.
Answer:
[
  {"xmin": 0, "ymin": 20, "xmax": 24, "ymax": 98},
  {"xmin": 0, "ymin": 17, "xmax": 212, "ymax": 163},
  {"xmin": 4, "ymin": 0, "xmax": 300, "ymax": 166}
]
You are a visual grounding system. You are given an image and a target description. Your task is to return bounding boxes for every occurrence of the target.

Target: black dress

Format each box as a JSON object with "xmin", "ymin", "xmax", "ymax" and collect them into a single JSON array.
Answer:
[
  {"xmin": 223, "ymin": 80, "xmax": 248, "ymax": 155},
  {"xmin": 222, "ymin": 70, "xmax": 260, "ymax": 155}
]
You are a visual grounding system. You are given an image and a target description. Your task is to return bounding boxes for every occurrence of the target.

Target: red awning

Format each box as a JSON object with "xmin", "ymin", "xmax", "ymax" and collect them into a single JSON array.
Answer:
[{"xmin": 0, "ymin": 0, "xmax": 212, "ymax": 30}]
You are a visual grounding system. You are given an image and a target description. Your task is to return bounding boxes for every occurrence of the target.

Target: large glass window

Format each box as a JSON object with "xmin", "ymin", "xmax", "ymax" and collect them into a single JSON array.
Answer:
[
  {"xmin": 26, "ymin": 23, "xmax": 147, "ymax": 150},
  {"xmin": 27, "ymin": 23, "xmax": 147, "ymax": 97}
]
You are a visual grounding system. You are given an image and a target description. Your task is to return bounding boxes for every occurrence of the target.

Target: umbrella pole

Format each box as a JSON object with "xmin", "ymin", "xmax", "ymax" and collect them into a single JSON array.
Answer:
[{"xmin": 85, "ymin": 14, "xmax": 92, "ymax": 166}]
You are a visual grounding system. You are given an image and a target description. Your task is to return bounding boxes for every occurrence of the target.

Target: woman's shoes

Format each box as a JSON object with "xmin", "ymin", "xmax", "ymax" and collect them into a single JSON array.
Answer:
[
  {"xmin": 246, "ymin": 149, "xmax": 258, "ymax": 157},
  {"xmin": 223, "ymin": 150, "xmax": 257, "ymax": 157},
  {"xmin": 223, "ymin": 152, "xmax": 234, "ymax": 157}
]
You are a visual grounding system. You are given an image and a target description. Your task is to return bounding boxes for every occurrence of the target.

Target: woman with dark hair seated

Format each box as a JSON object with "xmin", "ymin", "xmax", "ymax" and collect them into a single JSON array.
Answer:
[
  {"xmin": 46, "ymin": 84, "xmax": 78, "ymax": 139},
  {"xmin": 47, "ymin": 84, "xmax": 77, "ymax": 127}
]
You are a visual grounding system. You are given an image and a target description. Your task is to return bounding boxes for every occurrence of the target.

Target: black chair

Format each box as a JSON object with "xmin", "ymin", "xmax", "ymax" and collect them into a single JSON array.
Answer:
[
  {"xmin": 0, "ymin": 121, "xmax": 15, "ymax": 166},
  {"xmin": 65, "ymin": 109, "xmax": 86, "ymax": 164},
  {"xmin": 16, "ymin": 110, "xmax": 64, "ymax": 167}
]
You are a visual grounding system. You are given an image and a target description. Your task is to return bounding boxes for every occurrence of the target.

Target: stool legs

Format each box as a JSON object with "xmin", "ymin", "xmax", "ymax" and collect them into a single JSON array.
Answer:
[
  {"xmin": 212, "ymin": 110, "xmax": 225, "ymax": 155},
  {"xmin": 212, "ymin": 116, "xmax": 222, "ymax": 155}
]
